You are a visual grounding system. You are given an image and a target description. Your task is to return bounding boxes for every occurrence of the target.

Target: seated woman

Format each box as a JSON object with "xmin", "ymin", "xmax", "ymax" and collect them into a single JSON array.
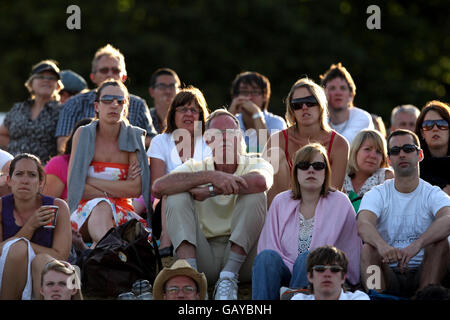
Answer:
[
  {"xmin": 67, "ymin": 79, "xmax": 150, "ymax": 248},
  {"xmin": 252, "ymin": 143, "xmax": 361, "ymax": 300},
  {"xmin": 0, "ymin": 60, "xmax": 63, "ymax": 164},
  {"xmin": 263, "ymin": 78, "xmax": 349, "ymax": 207},
  {"xmin": 343, "ymin": 129, "xmax": 394, "ymax": 211},
  {"xmin": 43, "ymin": 118, "xmax": 93, "ymax": 262},
  {"xmin": 0, "ymin": 153, "xmax": 71, "ymax": 300},
  {"xmin": 40, "ymin": 259, "xmax": 83, "ymax": 300},
  {"xmin": 414, "ymin": 100, "xmax": 450, "ymax": 196},
  {"xmin": 148, "ymin": 86, "xmax": 211, "ymax": 256}
]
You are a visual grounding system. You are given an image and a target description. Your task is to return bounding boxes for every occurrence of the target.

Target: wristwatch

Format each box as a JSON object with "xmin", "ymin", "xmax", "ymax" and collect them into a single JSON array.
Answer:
[
  {"xmin": 208, "ymin": 184, "xmax": 216, "ymax": 197},
  {"xmin": 252, "ymin": 112, "xmax": 264, "ymax": 119}
]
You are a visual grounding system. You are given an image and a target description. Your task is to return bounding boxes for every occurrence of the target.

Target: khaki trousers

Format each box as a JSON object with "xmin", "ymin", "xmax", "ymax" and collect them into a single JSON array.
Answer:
[{"xmin": 165, "ymin": 192, "xmax": 267, "ymax": 284}]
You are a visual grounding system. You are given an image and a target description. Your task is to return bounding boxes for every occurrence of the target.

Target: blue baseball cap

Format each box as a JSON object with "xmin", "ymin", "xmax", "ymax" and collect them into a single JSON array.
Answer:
[{"xmin": 60, "ymin": 70, "xmax": 88, "ymax": 94}]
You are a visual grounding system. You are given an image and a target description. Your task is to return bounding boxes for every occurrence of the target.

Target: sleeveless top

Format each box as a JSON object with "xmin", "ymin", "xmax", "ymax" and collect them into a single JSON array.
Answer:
[
  {"xmin": 282, "ymin": 129, "xmax": 336, "ymax": 170},
  {"xmin": 1, "ymin": 194, "xmax": 55, "ymax": 248}
]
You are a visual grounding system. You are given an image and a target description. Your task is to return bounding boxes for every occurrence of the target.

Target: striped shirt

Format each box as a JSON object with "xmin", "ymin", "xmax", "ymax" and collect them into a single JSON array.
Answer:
[{"xmin": 55, "ymin": 90, "xmax": 157, "ymax": 138}]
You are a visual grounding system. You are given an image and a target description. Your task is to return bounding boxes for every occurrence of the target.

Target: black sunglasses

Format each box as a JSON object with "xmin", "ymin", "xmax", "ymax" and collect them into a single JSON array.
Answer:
[
  {"xmin": 97, "ymin": 67, "xmax": 121, "ymax": 75},
  {"xmin": 296, "ymin": 161, "xmax": 326, "ymax": 171},
  {"xmin": 388, "ymin": 144, "xmax": 419, "ymax": 156},
  {"xmin": 422, "ymin": 119, "xmax": 449, "ymax": 131},
  {"xmin": 312, "ymin": 265, "xmax": 343, "ymax": 273},
  {"xmin": 98, "ymin": 95, "xmax": 126, "ymax": 105},
  {"xmin": 290, "ymin": 96, "xmax": 318, "ymax": 110}
]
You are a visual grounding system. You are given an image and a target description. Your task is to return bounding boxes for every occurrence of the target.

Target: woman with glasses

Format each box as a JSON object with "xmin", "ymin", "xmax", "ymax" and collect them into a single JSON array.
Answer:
[
  {"xmin": 343, "ymin": 129, "xmax": 394, "ymax": 211},
  {"xmin": 0, "ymin": 153, "xmax": 71, "ymax": 300},
  {"xmin": 0, "ymin": 60, "xmax": 64, "ymax": 164},
  {"xmin": 252, "ymin": 143, "xmax": 361, "ymax": 300},
  {"xmin": 414, "ymin": 100, "xmax": 450, "ymax": 196},
  {"xmin": 148, "ymin": 86, "xmax": 211, "ymax": 256},
  {"xmin": 262, "ymin": 77, "xmax": 349, "ymax": 208},
  {"xmin": 68, "ymin": 79, "xmax": 150, "ymax": 249}
]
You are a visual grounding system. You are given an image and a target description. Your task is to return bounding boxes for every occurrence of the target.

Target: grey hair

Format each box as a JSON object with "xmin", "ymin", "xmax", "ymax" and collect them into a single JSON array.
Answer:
[{"xmin": 390, "ymin": 104, "xmax": 420, "ymax": 126}]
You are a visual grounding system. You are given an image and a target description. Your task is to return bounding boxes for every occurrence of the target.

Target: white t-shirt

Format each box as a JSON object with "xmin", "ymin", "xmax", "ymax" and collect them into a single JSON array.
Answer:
[
  {"xmin": 358, "ymin": 179, "xmax": 450, "ymax": 267},
  {"xmin": 147, "ymin": 132, "xmax": 212, "ymax": 174},
  {"xmin": 291, "ymin": 289, "xmax": 370, "ymax": 300},
  {"xmin": 330, "ymin": 107, "xmax": 374, "ymax": 144}
]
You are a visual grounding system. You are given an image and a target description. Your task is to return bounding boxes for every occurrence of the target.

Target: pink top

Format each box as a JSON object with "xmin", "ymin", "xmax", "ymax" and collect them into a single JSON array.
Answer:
[
  {"xmin": 44, "ymin": 154, "xmax": 70, "ymax": 200},
  {"xmin": 257, "ymin": 189, "xmax": 362, "ymax": 285}
]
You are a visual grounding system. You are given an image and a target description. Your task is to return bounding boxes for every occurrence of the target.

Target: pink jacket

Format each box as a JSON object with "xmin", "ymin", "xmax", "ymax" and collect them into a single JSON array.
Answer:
[{"xmin": 257, "ymin": 190, "xmax": 362, "ymax": 285}]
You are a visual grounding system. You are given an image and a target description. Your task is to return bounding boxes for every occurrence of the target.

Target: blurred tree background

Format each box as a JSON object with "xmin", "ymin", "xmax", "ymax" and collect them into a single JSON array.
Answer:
[{"xmin": 0, "ymin": 0, "xmax": 449, "ymax": 128}]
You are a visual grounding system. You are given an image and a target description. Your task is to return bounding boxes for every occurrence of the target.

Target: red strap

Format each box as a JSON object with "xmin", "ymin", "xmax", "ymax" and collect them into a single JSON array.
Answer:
[
  {"xmin": 282, "ymin": 129, "xmax": 293, "ymax": 170},
  {"xmin": 327, "ymin": 130, "xmax": 336, "ymax": 158}
]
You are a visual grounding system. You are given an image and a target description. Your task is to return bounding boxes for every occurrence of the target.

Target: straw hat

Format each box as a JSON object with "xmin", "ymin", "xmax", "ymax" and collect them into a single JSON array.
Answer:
[{"xmin": 153, "ymin": 259, "xmax": 207, "ymax": 300}]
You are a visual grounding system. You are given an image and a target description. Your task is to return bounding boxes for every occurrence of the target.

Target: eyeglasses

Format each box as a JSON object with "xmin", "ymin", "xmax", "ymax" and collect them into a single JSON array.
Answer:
[
  {"xmin": 291, "ymin": 96, "xmax": 318, "ymax": 110},
  {"xmin": 154, "ymin": 83, "xmax": 178, "ymax": 91},
  {"xmin": 388, "ymin": 144, "xmax": 419, "ymax": 156},
  {"xmin": 97, "ymin": 67, "xmax": 121, "ymax": 75},
  {"xmin": 312, "ymin": 265, "xmax": 344, "ymax": 273},
  {"xmin": 422, "ymin": 119, "xmax": 449, "ymax": 131},
  {"xmin": 99, "ymin": 95, "xmax": 126, "ymax": 105},
  {"xmin": 166, "ymin": 286, "xmax": 196, "ymax": 295},
  {"xmin": 35, "ymin": 75, "xmax": 58, "ymax": 81},
  {"xmin": 238, "ymin": 90, "xmax": 263, "ymax": 97},
  {"xmin": 296, "ymin": 161, "xmax": 326, "ymax": 171},
  {"xmin": 176, "ymin": 106, "xmax": 200, "ymax": 114}
]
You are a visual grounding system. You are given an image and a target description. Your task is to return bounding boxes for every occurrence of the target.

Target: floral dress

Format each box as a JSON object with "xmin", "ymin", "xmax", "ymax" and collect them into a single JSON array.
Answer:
[{"xmin": 70, "ymin": 161, "xmax": 147, "ymax": 232}]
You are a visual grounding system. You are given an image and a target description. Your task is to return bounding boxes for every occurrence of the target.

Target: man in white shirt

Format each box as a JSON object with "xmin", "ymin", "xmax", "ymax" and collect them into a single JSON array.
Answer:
[
  {"xmin": 320, "ymin": 63, "xmax": 373, "ymax": 144},
  {"xmin": 152, "ymin": 109, "xmax": 273, "ymax": 300},
  {"xmin": 357, "ymin": 129, "xmax": 450, "ymax": 298},
  {"xmin": 291, "ymin": 245, "xmax": 370, "ymax": 300}
]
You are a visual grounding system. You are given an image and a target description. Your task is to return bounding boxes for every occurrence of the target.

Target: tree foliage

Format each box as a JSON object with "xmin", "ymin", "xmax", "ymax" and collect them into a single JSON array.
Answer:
[{"xmin": 1, "ymin": 0, "xmax": 449, "ymax": 127}]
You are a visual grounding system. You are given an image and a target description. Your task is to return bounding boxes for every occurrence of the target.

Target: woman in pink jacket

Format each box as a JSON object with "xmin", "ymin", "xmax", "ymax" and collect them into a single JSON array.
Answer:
[{"xmin": 252, "ymin": 143, "xmax": 362, "ymax": 300}]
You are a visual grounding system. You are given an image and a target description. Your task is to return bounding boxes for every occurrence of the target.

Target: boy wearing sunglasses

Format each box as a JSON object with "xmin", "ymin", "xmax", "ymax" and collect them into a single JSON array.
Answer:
[
  {"xmin": 358, "ymin": 129, "xmax": 450, "ymax": 298},
  {"xmin": 291, "ymin": 246, "xmax": 369, "ymax": 300}
]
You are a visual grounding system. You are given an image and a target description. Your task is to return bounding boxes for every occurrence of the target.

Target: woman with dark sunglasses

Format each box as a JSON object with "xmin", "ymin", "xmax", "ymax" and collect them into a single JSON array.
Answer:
[
  {"xmin": 67, "ymin": 79, "xmax": 150, "ymax": 249},
  {"xmin": 262, "ymin": 78, "xmax": 349, "ymax": 208},
  {"xmin": 414, "ymin": 100, "xmax": 450, "ymax": 195},
  {"xmin": 252, "ymin": 143, "xmax": 362, "ymax": 300}
]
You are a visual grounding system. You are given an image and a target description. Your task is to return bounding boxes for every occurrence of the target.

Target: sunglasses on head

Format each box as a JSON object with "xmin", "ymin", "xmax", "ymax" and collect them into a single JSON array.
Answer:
[
  {"xmin": 422, "ymin": 119, "xmax": 449, "ymax": 131},
  {"xmin": 290, "ymin": 96, "xmax": 318, "ymax": 110},
  {"xmin": 296, "ymin": 161, "xmax": 326, "ymax": 171},
  {"xmin": 99, "ymin": 95, "xmax": 126, "ymax": 105},
  {"xmin": 388, "ymin": 144, "xmax": 419, "ymax": 156},
  {"xmin": 312, "ymin": 265, "xmax": 343, "ymax": 273},
  {"xmin": 97, "ymin": 67, "xmax": 121, "ymax": 75}
]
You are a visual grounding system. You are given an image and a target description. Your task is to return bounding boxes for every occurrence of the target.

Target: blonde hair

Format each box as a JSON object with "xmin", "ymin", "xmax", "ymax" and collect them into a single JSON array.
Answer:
[
  {"xmin": 41, "ymin": 260, "xmax": 83, "ymax": 300},
  {"xmin": 291, "ymin": 143, "xmax": 332, "ymax": 199},
  {"xmin": 24, "ymin": 60, "xmax": 63, "ymax": 101},
  {"xmin": 91, "ymin": 44, "xmax": 127, "ymax": 75},
  {"xmin": 347, "ymin": 129, "xmax": 389, "ymax": 177},
  {"xmin": 285, "ymin": 77, "xmax": 331, "ymax": 131}
]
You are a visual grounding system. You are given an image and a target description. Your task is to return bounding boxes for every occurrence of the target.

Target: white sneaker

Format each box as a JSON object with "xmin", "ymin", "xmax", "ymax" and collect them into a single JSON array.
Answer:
[{"xmin": 213, "ymin": 276, "xmax": 239, "ymax": 300}]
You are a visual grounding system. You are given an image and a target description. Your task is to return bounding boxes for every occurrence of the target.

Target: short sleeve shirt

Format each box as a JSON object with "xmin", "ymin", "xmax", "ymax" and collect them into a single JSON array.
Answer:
[
  {"xmin": 4, "ymin": 99, "xmax": 61, "ymax": 163},
  {"xmin": 172, "ymin": 155, "xmax": 274, "ymax": 238},
  {"xmin": 236, "ymin": 110, "xmax": 287, "ymax": 153},
  {"xmin": 358, "ymin": 179, "xmax": 450, "ymax": 267}
]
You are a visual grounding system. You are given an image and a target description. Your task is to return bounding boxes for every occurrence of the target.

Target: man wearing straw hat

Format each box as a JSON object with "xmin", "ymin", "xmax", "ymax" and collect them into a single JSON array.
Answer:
[{"xmin": 153, "ymin": 259, "xmax": 207, "ymax": 300}]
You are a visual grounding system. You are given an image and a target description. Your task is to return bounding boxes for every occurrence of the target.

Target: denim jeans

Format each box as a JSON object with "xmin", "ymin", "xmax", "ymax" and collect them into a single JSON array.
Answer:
[{"xmin": 252, "ymin": 249, "xmax": 309, "ymax": 300}]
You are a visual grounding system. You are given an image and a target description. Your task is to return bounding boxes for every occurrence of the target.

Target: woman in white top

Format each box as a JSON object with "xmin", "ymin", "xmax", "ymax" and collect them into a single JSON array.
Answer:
[
  {"xmin": 148, "ymin": 86, "xmax": 211, "ymax": 255},
  {"xmin": 343, "ymin": 129, "xmax": 393, "ymax": 210}
]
